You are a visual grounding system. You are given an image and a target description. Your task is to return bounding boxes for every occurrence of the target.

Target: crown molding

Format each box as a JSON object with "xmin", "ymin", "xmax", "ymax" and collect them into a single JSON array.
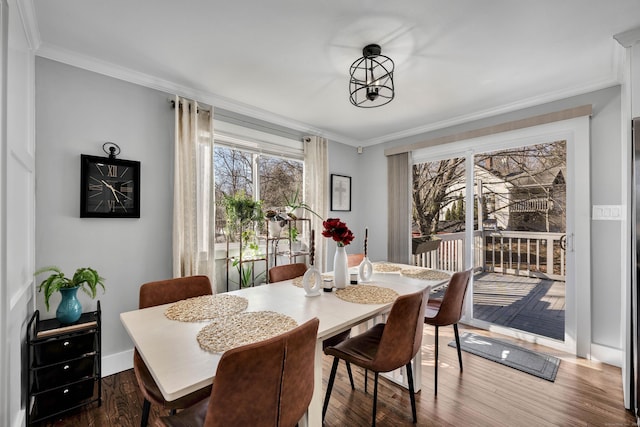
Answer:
[
  {"xmin": 364, "ymin": 75, "xmax": 620, "ymax": 147},
  {"xmin": 35, "ymin": 42, "xmax": 360, "ymax": 146}
]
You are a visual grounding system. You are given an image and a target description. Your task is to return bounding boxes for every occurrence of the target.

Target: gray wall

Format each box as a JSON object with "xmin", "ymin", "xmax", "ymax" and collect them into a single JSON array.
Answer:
[
  {"xmin": 350, "ymin": 142, "xmax": 388, "ymax": 264},
  {"xmin": 361, "ymin": 86, "xmax": 624, "ymax": 351},
  {"xmin": 35, "ymin": 58, "xmax": 174, "ymax": 371},
  {"xmin": 326, "ymin": 141, "xmax": 363, "ymax": 266}
]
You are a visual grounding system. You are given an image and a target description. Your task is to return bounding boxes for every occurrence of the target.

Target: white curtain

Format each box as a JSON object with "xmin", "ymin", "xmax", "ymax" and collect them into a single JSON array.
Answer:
[
  {"xmin": 173, "ymin": 96, "xmax": 216, "ymax": 286},
  {"xmin": 304, "ymin": 136, "xmax": 329, "ymax": 272}
]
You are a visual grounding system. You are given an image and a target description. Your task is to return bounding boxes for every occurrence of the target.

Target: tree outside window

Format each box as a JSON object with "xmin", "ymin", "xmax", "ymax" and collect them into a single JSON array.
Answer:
[{"xmin": 214, "ymin": 145, "xmax": 303, "ymax": 241}]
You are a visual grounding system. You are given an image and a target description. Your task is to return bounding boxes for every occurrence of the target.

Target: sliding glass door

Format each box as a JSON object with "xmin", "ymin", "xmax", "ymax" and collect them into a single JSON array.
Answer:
[
  {"xmin": 411, "ymin": 117, "xmax": 589, "ymax": 355},
  {"xmin": 471, "ymin": 141, "xmax": 567, "ymax": 341},
  {"xmin": 411, "ymin": 156, "xmax": 467, "ymax": 271}
]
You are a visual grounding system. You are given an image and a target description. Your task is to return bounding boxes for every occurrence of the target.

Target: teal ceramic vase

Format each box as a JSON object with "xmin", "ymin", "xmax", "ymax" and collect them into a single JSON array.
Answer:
[{"xmin": 56, "ymin": 287, "xmax": 82, "ymax": 324}]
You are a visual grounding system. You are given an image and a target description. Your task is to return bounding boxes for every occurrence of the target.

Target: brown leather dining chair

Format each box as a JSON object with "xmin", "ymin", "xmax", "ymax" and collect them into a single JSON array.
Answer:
[
  {"xmin": 323, "ymin": 287, "xmax": 429, "ymax": 427},
  {"xmin": 134, "ymin": 275, "xmax": 214, "ymax": 427},
  {"xmin": 156, "ymin": 317, "xmax": 319, "ymax": 427},
  {"xmin": 268, "ymin": 262, "xmax": 355, "ymax": 390},
  {"xmin": 268, "ymin": 262, "xmax": 308, "ymax": 283},
  {"xmin": 424, "ymin": 268, "xmax": 472, "ymax": 396}
]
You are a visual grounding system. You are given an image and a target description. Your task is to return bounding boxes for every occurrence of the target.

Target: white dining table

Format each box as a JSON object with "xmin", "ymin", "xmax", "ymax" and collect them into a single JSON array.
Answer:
[{"xmin": 120, "ymin": 268, "xmax": 448, "ymax": 427}]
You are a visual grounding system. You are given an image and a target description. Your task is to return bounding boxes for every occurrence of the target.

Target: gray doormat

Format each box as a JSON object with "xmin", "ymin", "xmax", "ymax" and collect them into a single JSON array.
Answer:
[{"xmin": 448, "ymin": 332, "xmax": 560, "ymax": 381}]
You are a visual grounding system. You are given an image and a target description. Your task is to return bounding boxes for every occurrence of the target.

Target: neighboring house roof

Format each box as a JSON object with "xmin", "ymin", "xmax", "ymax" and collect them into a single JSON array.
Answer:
[{"xmin": 507, "ymin": 166, "xmax": 566, "ymax": 189}]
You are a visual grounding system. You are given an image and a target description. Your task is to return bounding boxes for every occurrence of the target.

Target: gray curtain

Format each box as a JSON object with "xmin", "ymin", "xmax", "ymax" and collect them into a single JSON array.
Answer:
[{"xmin": 387, "ymin": 153, "xmax": 411, "ymax": 263}]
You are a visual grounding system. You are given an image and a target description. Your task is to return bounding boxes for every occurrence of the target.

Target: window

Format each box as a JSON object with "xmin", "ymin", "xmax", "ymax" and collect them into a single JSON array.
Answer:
[
  {"xmin": 214, "ymin": 144, "xmax": 303, "ymax": 241},
  {"xmin": 258, "ymin": 155, "xmax": 303, "ymax": 209}
]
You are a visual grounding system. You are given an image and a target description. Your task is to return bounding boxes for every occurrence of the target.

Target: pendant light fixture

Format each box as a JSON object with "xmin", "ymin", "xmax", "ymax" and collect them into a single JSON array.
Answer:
[{"xmin": 349, "ymin": 44, "xmax": 395, "ymax": 108}]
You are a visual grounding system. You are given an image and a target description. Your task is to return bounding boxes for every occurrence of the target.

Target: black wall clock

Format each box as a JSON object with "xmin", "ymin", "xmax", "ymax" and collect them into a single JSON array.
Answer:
[{"xmin": 80, "ymin": 154, "xmax": 141, "ymax": 218}]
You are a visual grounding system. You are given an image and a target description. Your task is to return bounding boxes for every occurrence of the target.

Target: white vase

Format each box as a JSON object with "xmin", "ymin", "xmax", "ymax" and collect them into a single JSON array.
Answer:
[
  {"xmin": 268, "ymin": 221, "xmax": 281, "ymax": 237},
  {"xmin": 358, "ymin": 256, "xmax": 373, "ymax": 282},
  {"xmin": 333, "ymin": 245, "xmax": 349, "ymax": 289},
  {"xmin": 302, "ymin": 267, "xmax": 321, "ymax": 297}
]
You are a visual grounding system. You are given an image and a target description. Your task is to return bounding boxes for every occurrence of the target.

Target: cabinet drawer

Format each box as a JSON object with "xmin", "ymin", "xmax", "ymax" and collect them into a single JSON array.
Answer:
[
  {"xmin": 32, "ymin": 378, "xmax": 95, "ymax": 419},
  {"xmin": 33, "ymin": 355, "xmax": 95, "ymax": 391},
  {"xmin": 34, "ymin": 333, "xmax": 95, "ymax": 365}
]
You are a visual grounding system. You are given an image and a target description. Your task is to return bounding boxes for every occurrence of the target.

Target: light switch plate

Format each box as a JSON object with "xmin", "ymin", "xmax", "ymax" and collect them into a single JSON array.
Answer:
[{"xmin": 592, "ymin": 205, "xmax": 624, "ymax": 220}]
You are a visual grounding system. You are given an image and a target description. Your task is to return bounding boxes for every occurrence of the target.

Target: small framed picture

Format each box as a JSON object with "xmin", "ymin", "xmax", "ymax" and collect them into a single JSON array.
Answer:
[{"xmin": 330, "ymin": 174, "xmax": 351, "ymax": 211}]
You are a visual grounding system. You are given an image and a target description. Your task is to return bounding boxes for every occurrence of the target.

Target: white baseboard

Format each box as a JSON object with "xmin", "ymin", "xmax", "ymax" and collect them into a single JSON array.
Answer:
[
  {"xmin": 102, "ymin": 348, "xmax": 134, "ymax": 377},
  {"xmin": 590, "ymin": 343, "xmax": 623, "ymax": 367}
]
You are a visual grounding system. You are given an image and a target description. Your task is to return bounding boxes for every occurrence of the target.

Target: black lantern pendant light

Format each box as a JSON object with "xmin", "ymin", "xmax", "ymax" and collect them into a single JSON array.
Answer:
[{"xmin": 349, "ymin": 44, "xmax": 395, "ymax": 108}]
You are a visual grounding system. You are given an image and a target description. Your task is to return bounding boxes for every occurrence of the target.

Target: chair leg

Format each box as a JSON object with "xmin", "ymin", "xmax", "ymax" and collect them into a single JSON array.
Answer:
[
  {"xmin": 322, "ymin": 357, "xmax": 340, "ymax": 420},
  {"xmin": 406, "ymin": 362, "xmax": 417, "ymax": 423},
  {"xmin": 140, "ymin": 399, "xmax": 151, "ymax": 427},
  {"xmin": 434, "ymin": 325, "xmax": 439, "ymax": 396},
  {"xmin": 453, "ymin": 323, "xmax": 463, "ymax": 371},
  {"xmin": 345, "ymin": 361, "xmax": 355, "ymax": 390},
  {"xmin": 371, "ymin": 372, "xmax": 379, "ymax": 427}
]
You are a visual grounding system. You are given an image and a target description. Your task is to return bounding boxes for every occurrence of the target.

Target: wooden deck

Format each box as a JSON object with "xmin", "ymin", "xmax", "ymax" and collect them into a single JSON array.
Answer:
[
  {"xmin": 433, "ymin": 271, "xmax": 565, "ymax": 340},
  {"xmin": 472, "ymin": 272, "xmax": 565, "ymax": 339}
]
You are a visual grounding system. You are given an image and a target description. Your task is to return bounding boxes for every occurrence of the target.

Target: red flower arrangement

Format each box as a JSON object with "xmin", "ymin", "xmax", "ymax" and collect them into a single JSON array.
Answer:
[{"xmin": 321, "ymin": 218, "xmax": 355, "ymax": 247}]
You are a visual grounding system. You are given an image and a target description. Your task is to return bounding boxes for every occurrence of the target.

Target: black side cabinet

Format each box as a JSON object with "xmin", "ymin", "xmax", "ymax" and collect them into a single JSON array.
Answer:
[{"xmin": 26, "ymin": 301, "xmax": 101, "ymax": 425}]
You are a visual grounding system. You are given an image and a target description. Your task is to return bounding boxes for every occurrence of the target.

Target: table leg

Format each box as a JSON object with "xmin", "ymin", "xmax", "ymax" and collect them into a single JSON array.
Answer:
[{"xmin": 301, "ymin": 340, "xmax": 323, "ymax": 427}]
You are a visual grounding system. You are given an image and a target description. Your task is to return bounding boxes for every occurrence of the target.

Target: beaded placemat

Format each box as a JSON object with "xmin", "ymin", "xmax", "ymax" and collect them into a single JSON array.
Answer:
[
  {"xmin": 373, "ymin": 262, "xmax": 404, "ymax": 273},
  {"xmin": 164, "ymin": 294, "xmax": 248, "ymax": 322},
  {"xmin": 400, "ymin": 269, "xmax": 452, "ymax": 281},
  {"xmin": 197, "ymin": 311, "xmax": 298, "ymax": 354},
  {"xmin": 335, "ymin": 285, "xmax": 399, "ymax": 304}
]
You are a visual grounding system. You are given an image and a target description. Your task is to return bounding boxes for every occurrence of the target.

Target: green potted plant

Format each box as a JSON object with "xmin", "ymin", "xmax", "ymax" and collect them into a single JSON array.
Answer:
[
  {"xmin": 34, "ymin": 266, "xmax": 105, "ymax": 324},
  {"xmin": 284, "ymin": 189, "xmax": 321, "ymax": 220},
  {"xmin": 222, "ymin": 191, "xmax": 264, "ymax": 237},
  {"xmin": 265, "ymin": 209, "xmax": 287, "ymax": 237},
  {"xmin": 289, "ymin": 225, "xmax": 299, "ymax": 242},
  {"xmin": 232, "ymin": 230, "xmax": 264, "ymax": 288},
  {"xmin": 288, "ymin": 225, "xmax": 304, "ymax": 252}
]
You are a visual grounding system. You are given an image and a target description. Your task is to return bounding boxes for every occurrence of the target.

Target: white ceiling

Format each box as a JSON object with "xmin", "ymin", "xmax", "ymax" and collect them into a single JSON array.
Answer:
[{"xmin": 30, "ymin": 0, "xmax": 640, "ymax": 146}]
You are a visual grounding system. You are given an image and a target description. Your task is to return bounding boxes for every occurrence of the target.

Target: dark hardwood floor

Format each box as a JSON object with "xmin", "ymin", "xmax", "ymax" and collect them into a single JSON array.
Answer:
[{"xmin": 34, "ymin": 325, "xmax": 635, "ymax": 427}]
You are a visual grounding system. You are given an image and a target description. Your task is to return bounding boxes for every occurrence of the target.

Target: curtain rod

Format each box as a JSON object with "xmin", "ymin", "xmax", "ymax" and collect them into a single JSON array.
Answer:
[{"xmin": 168, "ymin": 98, "xmax": 211, "ymax": 114}]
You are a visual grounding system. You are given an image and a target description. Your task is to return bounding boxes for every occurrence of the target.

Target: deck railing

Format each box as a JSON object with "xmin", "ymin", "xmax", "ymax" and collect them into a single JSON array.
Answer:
[{"xmin": 412, "ymin": 230, "xmax": 566, "ymax": 281}]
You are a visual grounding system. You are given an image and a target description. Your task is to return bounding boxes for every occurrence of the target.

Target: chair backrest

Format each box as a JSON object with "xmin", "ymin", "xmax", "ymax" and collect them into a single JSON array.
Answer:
[
  {"xmin": 429, "ymin": 269, "xmax": 472, "ymax": 326},
  {"xmin": 135, "ymin": 276, "xmax": 214, "ymax": 404},
  {"xmin": 373, "ymin": 287, "xmax": 429, "ymax": 372},
  {"xmin": 278, "ymin": 317, "xmax": 319, "ymax": 426},
  {"xmin": 139, "ymin": 275, "xmax": 213, "ymax": 309},
  {"xmin": 268, "ymin": 263, "xmax": 308, "ymax": 283},
  {"xmin": 347, "ymin": 253, "xmax": 364, "ymax": 267},
  {"xmin": 203, "ymin": 318, "xmax": 319, "ymax": 427}
]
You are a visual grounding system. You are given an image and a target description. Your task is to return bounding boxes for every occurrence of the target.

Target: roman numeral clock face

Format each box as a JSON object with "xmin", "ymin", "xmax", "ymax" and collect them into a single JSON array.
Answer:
[{"xmin": 81, "ymin": 155, "xmax": 140, "ymax": 218}]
